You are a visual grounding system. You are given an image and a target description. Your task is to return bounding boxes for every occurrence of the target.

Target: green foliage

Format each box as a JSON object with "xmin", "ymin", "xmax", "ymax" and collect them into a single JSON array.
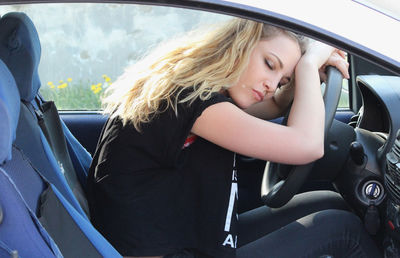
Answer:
[{"xmin": 39, "ymin": 75, "xmax": 112, "ymax": 110}]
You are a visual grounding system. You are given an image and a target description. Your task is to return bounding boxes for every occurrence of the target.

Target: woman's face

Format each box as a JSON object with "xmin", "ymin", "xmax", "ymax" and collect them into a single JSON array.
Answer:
[{"xmin": 228, "ymin": 34, "xmax": 302, "ymax": 109}]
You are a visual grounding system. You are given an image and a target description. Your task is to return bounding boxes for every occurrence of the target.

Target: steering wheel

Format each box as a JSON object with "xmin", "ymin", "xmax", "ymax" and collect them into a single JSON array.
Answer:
[{"xmin": 261, "ymin": 66, "xmax": 344, "ymax": 208}]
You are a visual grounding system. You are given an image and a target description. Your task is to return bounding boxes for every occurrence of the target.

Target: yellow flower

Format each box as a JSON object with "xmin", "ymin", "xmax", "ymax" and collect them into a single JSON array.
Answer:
[
  {"xmin": 59, "ymin": 80, "xmax": 64, "ymax": 84},
  {"xmin": 91, "ymin": 85, "xmax": 96, "ymax": 90},
  {"xmin": 67, "ymin": 78, "xmax": 72, "ymax": 82},
  {"xmin": 48, "ymin": 81, "xmax": 55, "ymax": 89},
  {"xmin": 97, "ymin": 83, "xmax": 102, "ymax": 87},
  {"xmin": 102, "ymin": 75, "xmax": 111, "ymax": 82},
  {"xmin": 58, "ymin": 83, "xmax": 68, "ymax": 89},
  {"xmin": 93, "ymin": 88, "xmax": 102, "ymax": 94}
]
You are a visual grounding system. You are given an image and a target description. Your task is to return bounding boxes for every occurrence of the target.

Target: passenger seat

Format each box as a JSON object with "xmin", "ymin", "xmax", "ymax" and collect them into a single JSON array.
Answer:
[
  {"xmin": 0, "ymin": 58, "xmax": 121, "ymax": 257},
  {"xmin": 0, "ymin": 59, "xmax": 61, "ymax": 258},
  {"xmin": 0, "ymin": 12, "xmax": 91, "ymax": 218}
]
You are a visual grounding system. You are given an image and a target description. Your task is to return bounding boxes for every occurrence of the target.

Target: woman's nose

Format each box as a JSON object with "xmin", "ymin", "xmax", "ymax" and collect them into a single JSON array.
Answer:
[{"xmin": 263, "ymin": 80, "xmax": 279, "ymax": 94}]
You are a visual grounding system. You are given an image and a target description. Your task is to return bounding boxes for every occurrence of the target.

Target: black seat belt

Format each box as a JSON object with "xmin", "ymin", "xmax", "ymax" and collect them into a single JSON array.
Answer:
[{"xmin": 33, "ymin": 96, "xmax": 89, "ymax": 216}]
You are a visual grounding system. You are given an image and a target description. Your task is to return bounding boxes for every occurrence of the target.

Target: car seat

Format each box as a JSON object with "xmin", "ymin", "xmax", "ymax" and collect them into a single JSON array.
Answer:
[
  {"xmin": 0, "ymin": 58, "xmax": 61, "ymax": 258},
  {"xmin": 0, "ymin": 58, "xmax": 121, "ymax": 257},
  {"xmin": 0, "ymin": 12, "xmax": 91, "ymax": 218}
]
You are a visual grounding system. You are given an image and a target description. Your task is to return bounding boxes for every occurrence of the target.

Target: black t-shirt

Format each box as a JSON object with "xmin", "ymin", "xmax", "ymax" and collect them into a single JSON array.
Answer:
[{"xmin": 87, "ymin": 92, "xmax": 238, "ymax": 257}]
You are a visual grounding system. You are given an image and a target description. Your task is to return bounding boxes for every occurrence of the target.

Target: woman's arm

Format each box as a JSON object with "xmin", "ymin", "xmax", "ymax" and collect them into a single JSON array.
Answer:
[{"xmin": 191, "ymin": 42, "xmax": 349, "ymax": 165}]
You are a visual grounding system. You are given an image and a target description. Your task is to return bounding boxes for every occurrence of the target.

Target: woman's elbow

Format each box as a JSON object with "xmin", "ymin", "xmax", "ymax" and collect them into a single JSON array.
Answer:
[
  {"xmin": 294, "ymin": 139, "xmax": 324, "ymax": 165},
  {"xmin": 314, "ymin": 143, "xmax": 325, "ymax": 160},
  {"xmin": 305, "ymin": 140, "xmax": 324, "ymax": 163}
]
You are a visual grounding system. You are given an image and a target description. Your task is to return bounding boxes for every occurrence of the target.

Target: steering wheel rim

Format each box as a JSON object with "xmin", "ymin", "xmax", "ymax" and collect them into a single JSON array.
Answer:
[{"xmin": 261, "ymin": 66, "xmax": 344, "ymax": 208}]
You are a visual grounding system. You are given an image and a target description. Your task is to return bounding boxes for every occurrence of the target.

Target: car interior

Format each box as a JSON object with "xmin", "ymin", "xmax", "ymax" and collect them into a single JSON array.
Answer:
[{"xmin": 0, "ymin": 2, "xmax": 399, "ymax": 257}]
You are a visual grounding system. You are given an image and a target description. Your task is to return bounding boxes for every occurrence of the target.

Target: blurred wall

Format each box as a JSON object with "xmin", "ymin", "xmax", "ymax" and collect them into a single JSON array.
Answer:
[{"xmin": 0, "ymin": 3, "xmax": 228, "ymax": 85}]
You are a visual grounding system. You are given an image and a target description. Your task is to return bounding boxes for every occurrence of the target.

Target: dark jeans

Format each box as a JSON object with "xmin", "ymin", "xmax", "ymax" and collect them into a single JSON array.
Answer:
[
  {"xmin": 237, "ymin": 209, "xmax": 381, "ymax": 258},
  {"xmin": 238, "ymin": 190, "xmax": 350, "ymax": 247},
  {"xmin": 166, "ymin": 191, "xmax": 381, "ymax": 258}
]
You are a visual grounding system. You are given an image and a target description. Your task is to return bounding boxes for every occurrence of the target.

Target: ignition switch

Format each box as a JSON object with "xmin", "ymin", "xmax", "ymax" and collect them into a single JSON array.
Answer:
[{"xmin": 365, "ymin": 182, "xmax": 381, "ymax": 199}]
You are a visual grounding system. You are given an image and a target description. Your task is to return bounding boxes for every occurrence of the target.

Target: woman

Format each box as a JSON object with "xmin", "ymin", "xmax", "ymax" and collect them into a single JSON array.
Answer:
[{"xmin": 87, "ymin": 19, "xmax": 380, "ymax": 257}]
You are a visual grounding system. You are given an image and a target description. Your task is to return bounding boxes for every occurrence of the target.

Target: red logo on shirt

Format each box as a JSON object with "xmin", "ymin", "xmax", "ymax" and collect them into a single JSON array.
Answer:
[{"xmin": 182, "ymin": 134, "xmax": 197, "ymax": 149}]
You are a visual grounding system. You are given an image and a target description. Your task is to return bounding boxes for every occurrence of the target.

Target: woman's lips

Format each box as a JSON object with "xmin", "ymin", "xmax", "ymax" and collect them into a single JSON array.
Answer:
[{"xmin": 252, "ymin": 89, "xmax": 264, "ymax": 102}]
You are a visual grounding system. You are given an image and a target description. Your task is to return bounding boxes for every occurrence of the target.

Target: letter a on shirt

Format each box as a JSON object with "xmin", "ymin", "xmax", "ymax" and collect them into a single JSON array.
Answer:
[{"xmin": 222, "ymin": 153, "xmax": 238, "ymax": 249}]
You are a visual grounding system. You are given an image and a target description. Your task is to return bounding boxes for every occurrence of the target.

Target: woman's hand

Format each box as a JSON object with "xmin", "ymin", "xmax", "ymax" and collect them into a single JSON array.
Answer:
[
  {"xmin": 301, "ymin": 41, "xmax": 349, "ymax": 82},
  {"xmin": 319, "ymin": 49, "xmax": 349, "ymax": 82},
  {"xmin": 272, "ymin": 78, "xmax": 295, "ymax": 109}
]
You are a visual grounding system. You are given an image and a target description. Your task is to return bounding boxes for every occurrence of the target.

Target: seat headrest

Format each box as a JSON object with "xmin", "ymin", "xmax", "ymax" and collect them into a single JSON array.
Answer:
[
  {"xmin": 0, "ymin": 59, "xmax": 20, "ymax": 164},
  {"xmin": 0, "ymin": 12, "xmax": 41, "ymax": 102}
]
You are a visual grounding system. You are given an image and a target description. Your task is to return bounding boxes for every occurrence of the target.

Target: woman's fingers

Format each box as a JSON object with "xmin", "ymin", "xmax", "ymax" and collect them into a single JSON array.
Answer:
[
  {"xmin": 325, "ymin": 51, "xmax": 350, "ymax": 79},
  {"xmin": 337, "ymin": 49, "xmax": 347, "ymax": 59},
  {"xmin": 318, "ymin": 50, "xmax": 349, "ymax": 82}
]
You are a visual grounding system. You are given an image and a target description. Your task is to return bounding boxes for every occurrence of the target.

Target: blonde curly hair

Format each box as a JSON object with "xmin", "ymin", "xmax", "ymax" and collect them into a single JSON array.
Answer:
[{"xmin": 102, "ymin": 18, "xmax": 307, "ymax": 130}]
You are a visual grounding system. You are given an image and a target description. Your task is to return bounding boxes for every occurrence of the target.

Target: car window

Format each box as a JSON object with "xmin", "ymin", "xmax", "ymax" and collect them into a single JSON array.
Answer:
[
  {"xmin": 339, "ymin": 79, "xmax": 350, "ymax": 109},
  {"xmin": 0, "ymin": 3, "xmax": 229, "ymax": 110},
  {"xmin": 0, "ymin": 3, "xmax": 350, "ymax": 111}
]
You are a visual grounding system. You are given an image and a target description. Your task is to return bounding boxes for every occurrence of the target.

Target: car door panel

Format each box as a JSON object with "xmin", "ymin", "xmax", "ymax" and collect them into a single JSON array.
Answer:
[{"xmin": 61, "ymin": 113, "xmax": 107, "ymax": 156}]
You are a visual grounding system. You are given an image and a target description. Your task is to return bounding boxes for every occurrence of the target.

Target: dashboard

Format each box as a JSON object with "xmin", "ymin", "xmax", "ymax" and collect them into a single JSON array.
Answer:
[{"xmin": 331, "ymin": 75, "xmax": 400, "ymax": 215}]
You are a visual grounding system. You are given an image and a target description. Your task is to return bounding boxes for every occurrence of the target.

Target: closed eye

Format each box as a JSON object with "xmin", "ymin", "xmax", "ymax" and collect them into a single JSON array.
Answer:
[{"xmin": 264, "ymin": 59, "xmax": 274, "ymax": 70}]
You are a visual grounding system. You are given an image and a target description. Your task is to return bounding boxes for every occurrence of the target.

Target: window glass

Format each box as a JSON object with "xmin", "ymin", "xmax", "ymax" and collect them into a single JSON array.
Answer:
[
  {"xmin": 339, "ymin": 79, "xmax": 350, "ymax": 108},
  {"xmin": 0, "ymin": 3, "xmax": 229, "ymax": 110},
  {"xmin": 0, "ymin": 3, "xmax": 350, "ymax": 110}
]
